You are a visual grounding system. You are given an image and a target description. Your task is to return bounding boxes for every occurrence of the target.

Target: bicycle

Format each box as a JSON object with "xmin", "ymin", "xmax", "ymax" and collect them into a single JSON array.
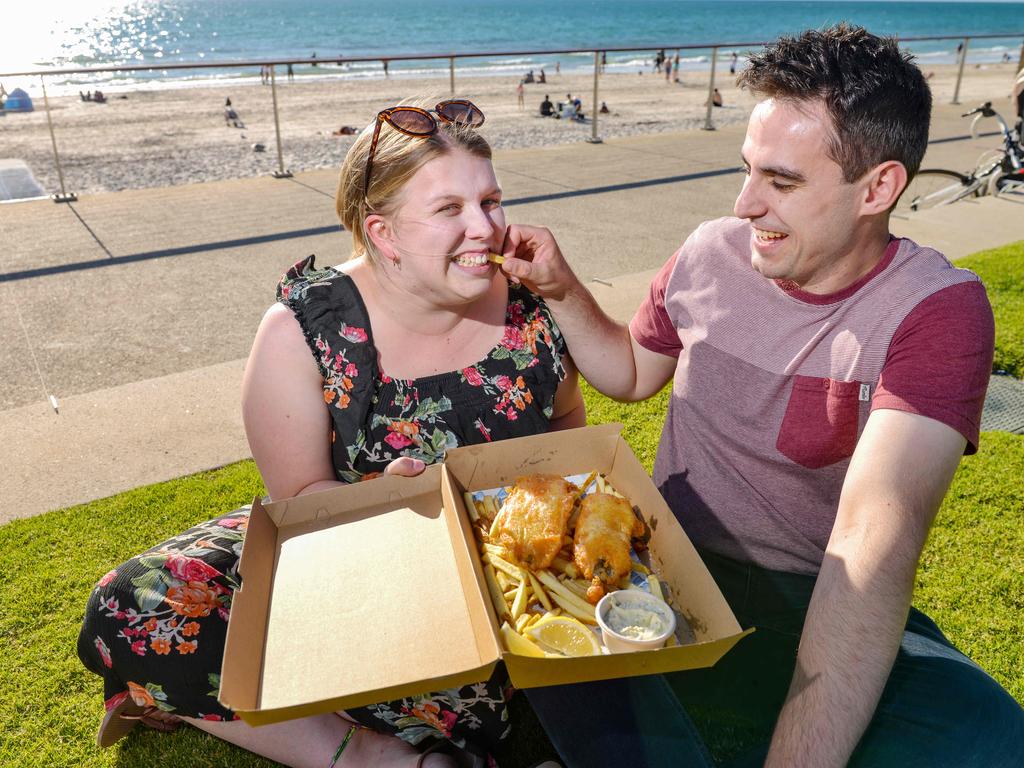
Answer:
[{"xmin": 898, "ymin": 101, "xmax": 1024, "ymax": 212}]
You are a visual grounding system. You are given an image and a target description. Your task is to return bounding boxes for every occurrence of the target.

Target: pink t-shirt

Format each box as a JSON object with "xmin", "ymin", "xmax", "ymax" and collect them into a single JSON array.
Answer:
[{"xmin": 629, "ymin": 217, "xmax": 994, "ymax": 574}]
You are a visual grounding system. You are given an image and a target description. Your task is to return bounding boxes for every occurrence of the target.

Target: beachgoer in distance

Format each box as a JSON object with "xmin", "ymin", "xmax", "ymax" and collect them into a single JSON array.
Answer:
[
  {"xmin": 287, "ymin": 63, "xmax": 294, "ymax": 82},
  {"xmin": 665, "ymin": 57, "xmax": 672, "ymax": 81},
  {"xmin": 517, "ymin": 80, "xmax": 525, "ymax": 109},
  {"xmin": 383, "ymin": 59, "xmax": 389, "ymax": 77},
  {"xmin": 524, "ymin": 69, "xmax": 535, "ymax": 84},
  {"xmin": 673, "ymin": 51, "xmax": 681, "ymax": 82},
  {"xmin": 224, "ymin": 97, "xmax": 244, "ymax": 128},
  {"xmin": 730, "ymin": 51, "xmax": 738, "ymax": 75},
  {"xmin": 557, "ymin": 60, "xmax": 561, "ymax": 75},
  {"xmin": 496, "ymin": 24, "xmax": 1024, "ymax": 767},
  {"xmin": 711, "ymin": 87, "xmax": 723, "ymax": 107},
  {"xmin": 599, "ymin": 101, "xmax": 609, "ymax": 114},
  {"xmin": 540, "ymin": 94, "xmax": 554, "ymax": 116},
  {"xmin": 599, "ymin": 53, "xmax": 605, "ymax": 73},
  {"xmin": 78, "ymin": 98, "xmax": 583, "ymax": 767},
  {"xmin": 538, "ymin": 68, "xmax": 546, "ymax": 84}
]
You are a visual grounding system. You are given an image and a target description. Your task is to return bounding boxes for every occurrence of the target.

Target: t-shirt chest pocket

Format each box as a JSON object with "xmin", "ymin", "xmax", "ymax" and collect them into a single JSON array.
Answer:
[{"xmin": 776, "ymin": 376, "xmax": 868, "ymax": 469}]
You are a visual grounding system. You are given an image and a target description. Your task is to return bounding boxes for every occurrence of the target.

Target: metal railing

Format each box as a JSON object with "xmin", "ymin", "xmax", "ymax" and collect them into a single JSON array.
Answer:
[{"xmin": 3, "ymin": 33, "xmax": 1021, "ymax": 203}]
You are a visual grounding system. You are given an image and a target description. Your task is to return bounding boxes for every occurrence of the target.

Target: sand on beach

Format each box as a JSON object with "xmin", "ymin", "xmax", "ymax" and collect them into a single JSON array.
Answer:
[{"xmin": 1, "ymin": 61, "xmax": 1020, "ymax": 197}]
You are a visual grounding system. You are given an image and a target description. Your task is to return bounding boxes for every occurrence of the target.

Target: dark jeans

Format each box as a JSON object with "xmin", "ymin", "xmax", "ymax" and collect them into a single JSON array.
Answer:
[{"xmin": 525, "ymin": 550, "xmax": 1024, "ymax": 767}]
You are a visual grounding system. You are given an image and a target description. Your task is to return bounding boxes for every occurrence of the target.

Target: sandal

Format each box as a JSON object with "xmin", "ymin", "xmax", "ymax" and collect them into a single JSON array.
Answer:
[{"xmin": 96, "ymin": 695, "xmax": 182, "ymax": 748}]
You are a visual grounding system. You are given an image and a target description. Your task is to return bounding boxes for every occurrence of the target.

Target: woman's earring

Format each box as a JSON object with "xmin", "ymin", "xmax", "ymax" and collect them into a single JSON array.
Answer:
[{"xmin": 392, "ymin": 255, "xmax": 402, "ymax": 271}]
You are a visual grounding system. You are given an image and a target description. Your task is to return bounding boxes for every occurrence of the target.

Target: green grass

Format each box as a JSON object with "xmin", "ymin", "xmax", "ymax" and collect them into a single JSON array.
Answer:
[
  {"xmin": 2, "ymin": 243, "xmax": 1022, "ymax": 767},
  {"xmin": 959, "ymin": 240, "xmax": 1024, "ymax": 378}
]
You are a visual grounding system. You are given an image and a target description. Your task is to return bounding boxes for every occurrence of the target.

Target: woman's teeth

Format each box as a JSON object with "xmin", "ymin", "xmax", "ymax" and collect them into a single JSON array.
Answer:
[
  {"xmin": 755, "ymin": 228, "xmax": 787, "ymax": 241},
  {"xmin": 452, "ymin": 253, "xmax": 489, "ymax": 266}
]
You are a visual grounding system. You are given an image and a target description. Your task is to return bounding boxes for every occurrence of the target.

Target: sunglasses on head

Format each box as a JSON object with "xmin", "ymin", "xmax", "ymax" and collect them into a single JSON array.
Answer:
[{"xmin": 363, "ymin": 100, "xmax": 486, "ymax": 201}]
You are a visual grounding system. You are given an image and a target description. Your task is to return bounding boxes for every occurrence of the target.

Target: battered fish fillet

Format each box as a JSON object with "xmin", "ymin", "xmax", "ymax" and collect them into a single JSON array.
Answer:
[
  {"xmin": 493, "ymin": 473, "xmax": 578, "ymax": 570},
  {"xmin": 573, "ymin": 493, "xmax": 644, "ymax": 603}
]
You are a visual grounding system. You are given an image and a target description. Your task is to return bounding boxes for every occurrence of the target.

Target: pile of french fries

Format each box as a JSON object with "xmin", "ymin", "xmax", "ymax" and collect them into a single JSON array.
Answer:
[{"xmin": 463, "ymin": 472, "xmax": 673, "ymax": 650}]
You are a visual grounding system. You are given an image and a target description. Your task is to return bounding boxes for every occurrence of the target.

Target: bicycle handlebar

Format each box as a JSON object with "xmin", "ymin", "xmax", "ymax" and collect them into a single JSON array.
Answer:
[{"xmin": 962, "ymin": 101, "xmax": 996, "ymax": 119}]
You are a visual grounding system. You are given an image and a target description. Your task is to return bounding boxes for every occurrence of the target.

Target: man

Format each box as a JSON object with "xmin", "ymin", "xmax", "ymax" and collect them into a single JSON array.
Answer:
[
  {"xmin": 501, "ymin": 24, "xmax": 1023, "ymax": 768},
  {"xmin": 540, "ymin": 94, "xmax": 554, "ymax": 117}
]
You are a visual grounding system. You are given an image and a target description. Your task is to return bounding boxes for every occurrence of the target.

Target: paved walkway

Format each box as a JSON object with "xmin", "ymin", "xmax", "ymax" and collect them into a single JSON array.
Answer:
[{"xmin": 2, "ymin": 101, "xmax": 1022, "ymax": 523}]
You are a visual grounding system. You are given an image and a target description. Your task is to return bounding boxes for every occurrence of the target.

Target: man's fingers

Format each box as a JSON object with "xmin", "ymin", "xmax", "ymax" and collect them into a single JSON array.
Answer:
[
  {"xmin": 500, "ymin": 256, "xmax": 533, "ymax": 280},
  {"xmin": 384, "ymin": 456, "xmax": 426, "ymax": 477}
]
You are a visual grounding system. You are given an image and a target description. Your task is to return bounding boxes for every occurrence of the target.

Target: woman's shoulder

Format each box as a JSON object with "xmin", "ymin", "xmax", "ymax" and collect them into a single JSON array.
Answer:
[
  {"xmin": 275, "ymin": 255, "xmax": 373, "ymax": 347},
  {"xmin": 277, "ymin": 255, "xmax": 350, "ymax": 304}
]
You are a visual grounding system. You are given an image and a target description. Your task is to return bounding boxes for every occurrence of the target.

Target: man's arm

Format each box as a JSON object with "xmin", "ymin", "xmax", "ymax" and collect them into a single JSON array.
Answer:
[
  {"xmin": 501, "ymin": 225, "xmax": 676, "ymax": 400},
  {"xmin": 765, "ymin": 408, "xmax": 967, "ymax": 767}
]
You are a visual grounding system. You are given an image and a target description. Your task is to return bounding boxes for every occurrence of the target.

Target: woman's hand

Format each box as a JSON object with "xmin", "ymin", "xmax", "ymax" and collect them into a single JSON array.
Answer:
[
  {"xmin": 499, "ymin": 224, "xmax": 579, "ymax": 302},
  {"xmin": 383, "ymin": 456, "xmax": 427, "ymax": 477}
]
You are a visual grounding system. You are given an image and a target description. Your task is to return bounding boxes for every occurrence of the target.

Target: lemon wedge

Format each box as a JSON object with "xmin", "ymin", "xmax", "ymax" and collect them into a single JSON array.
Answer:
[
  {"xmin": 527, "ymin": 615, "xmax": 601, "ymax": 657},
  {"xmin": 500, "ymin": 622, "xmax": 545, "ymax": 658}
]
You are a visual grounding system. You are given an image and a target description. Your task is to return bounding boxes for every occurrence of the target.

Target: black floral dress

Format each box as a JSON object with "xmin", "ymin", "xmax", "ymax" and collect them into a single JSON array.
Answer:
[{"xmin": 77, "ymin": 256, "xmax": 569, "ymax": 756}]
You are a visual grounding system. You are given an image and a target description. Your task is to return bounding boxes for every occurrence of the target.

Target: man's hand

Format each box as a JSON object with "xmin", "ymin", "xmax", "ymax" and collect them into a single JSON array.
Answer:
[{"xmin": 499, "ymin": 224, "xmax": 579, "ymax": 301}]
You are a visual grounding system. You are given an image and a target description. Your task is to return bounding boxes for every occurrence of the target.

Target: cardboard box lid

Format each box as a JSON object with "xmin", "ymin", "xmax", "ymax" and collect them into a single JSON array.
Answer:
[{"xmin": 220, "ymin": 464, "xmax": 502, "ymax": 725}]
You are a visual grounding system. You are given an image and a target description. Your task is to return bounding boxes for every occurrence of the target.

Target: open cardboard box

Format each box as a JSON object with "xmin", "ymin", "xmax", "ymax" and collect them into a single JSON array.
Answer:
[{"xmin": 220, "ymin": 423, "xmax": 752, "ymax": 726}]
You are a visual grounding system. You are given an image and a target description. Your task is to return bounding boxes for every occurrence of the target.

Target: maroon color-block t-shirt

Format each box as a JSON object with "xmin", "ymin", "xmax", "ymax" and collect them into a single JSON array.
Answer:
[{"xmin": 629, "ymin": 217, "xmax": 994, "ymax": 574}]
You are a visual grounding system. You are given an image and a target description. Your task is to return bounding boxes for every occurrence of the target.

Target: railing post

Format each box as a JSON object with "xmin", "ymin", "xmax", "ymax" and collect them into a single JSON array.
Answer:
[
  {"xmin": 588, "ymin": 51, "xmax": 602, "ymax": 144},
  {"xmin": 703, "ymin": 46, "xmax": 718, "ymax": 131},
  {"xmin": 40, "ymin": 75, "xmax": 76, "ymax": 202},
  {"xmin": 952, "ymin": 37, "xmax": 969, "ymax": 105},
  {"xmin": 449, "ymin": 57, "xmax": 455, "ymax": 97},
  {"xmin": 269, "ymin": 65, "xmax": 292, "ymax": 178}
]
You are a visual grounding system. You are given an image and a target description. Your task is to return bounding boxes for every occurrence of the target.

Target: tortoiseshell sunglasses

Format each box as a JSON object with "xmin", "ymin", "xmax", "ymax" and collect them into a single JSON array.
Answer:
[{"xmin": 363, "ymin": 100, "xmax": 486, "ymax": 200}]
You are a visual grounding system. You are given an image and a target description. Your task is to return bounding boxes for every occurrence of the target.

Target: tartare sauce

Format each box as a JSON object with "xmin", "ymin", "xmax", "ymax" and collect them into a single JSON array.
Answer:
[{"xmin": 604, "ymin": 603, "xmax": 668, "ymax": 640}]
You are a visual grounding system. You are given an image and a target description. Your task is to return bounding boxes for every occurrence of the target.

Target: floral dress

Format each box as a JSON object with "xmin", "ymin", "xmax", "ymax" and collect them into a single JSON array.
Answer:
[{"xmin": 77, "ymin": 256, "xmax": 569, "ymax": 756}]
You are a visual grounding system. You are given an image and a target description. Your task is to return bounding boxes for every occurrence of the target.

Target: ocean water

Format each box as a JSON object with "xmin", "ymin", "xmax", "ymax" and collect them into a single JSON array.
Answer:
[{"xmin": 5, "ymin": 0, "xmax": 1023, "ymax": 94}]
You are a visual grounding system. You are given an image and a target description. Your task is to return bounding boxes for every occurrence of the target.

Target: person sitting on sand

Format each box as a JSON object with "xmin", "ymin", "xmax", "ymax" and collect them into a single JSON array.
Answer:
[
  {"xmin": 710, "ymin": 87, "xmax": 723, "ymax": 107},
  {"xmin": 599, "ymin": 101, "xmax": 610, "ymax": 114},
  {"xmin": 540, "ymin": 94, "xmax": 554, "ymax": 116},
  {"xmin": 77, "ymin": 96, "xmax": 582, "ymax": 768},
  {"xmin": 93, "ymin": 90, "xmax": 107, "ymax": 104},
  {"xmin": 538, "ymin": 68, "xmax": 547, "ymax": 84},
  {"xmin": 224, "ymin": 97, "xmax": 244, "ymax": 128}
]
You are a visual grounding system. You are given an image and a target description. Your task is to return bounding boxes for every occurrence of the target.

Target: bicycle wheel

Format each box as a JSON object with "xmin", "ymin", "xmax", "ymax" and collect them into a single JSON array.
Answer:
[{"xmin": 898, "ymin": 169, "xmax": 975, "ymax": 212}]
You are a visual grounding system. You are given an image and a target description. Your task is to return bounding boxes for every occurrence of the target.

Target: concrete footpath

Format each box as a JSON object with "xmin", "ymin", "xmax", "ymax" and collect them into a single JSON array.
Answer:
[{"xmin": 1, "ymin": 101, "xmax": 1022, "ymax": 523}]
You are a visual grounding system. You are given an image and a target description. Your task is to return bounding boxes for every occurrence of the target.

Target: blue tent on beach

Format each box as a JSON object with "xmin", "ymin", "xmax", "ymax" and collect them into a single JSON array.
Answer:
[{"xmin": 3, "ymin": 88, "xmax": 34, "ymax": 112}]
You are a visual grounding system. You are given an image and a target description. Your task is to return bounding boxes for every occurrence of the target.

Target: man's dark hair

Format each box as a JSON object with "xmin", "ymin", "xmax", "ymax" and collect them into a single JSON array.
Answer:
[{"xmin": 738, "ymin": 24, "xmax": 931, "ymax": 182}]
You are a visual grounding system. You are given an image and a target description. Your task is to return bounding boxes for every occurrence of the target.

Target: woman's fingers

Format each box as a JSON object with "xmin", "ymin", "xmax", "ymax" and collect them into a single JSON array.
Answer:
[{"xmin": 383, "ymin": 456, "xmax": 426, "ymax": 477}]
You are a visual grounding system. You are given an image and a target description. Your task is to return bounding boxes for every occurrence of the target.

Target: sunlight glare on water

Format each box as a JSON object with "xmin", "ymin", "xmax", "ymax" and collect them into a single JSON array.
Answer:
[{"xmin": 3, "ymin": 1, "xmax": 180, "ymax": 72}]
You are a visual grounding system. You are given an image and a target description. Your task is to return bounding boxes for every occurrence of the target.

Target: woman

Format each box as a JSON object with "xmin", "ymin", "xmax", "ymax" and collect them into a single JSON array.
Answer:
[{"xmin": 77, "ymin": 98, "xmax": 583, "ymax": 768}]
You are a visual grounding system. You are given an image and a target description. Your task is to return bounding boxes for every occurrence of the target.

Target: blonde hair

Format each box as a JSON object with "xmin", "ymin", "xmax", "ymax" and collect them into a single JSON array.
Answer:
[{"xmin": 336, "ymin": 98, "xmax": 492, "ymax": 265}]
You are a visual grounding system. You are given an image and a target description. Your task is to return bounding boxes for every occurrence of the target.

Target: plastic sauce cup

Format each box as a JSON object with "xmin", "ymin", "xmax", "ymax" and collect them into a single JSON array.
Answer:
[{"xmin": 596, "ymin": 589, "xmax": 677, "ymax": 653}]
